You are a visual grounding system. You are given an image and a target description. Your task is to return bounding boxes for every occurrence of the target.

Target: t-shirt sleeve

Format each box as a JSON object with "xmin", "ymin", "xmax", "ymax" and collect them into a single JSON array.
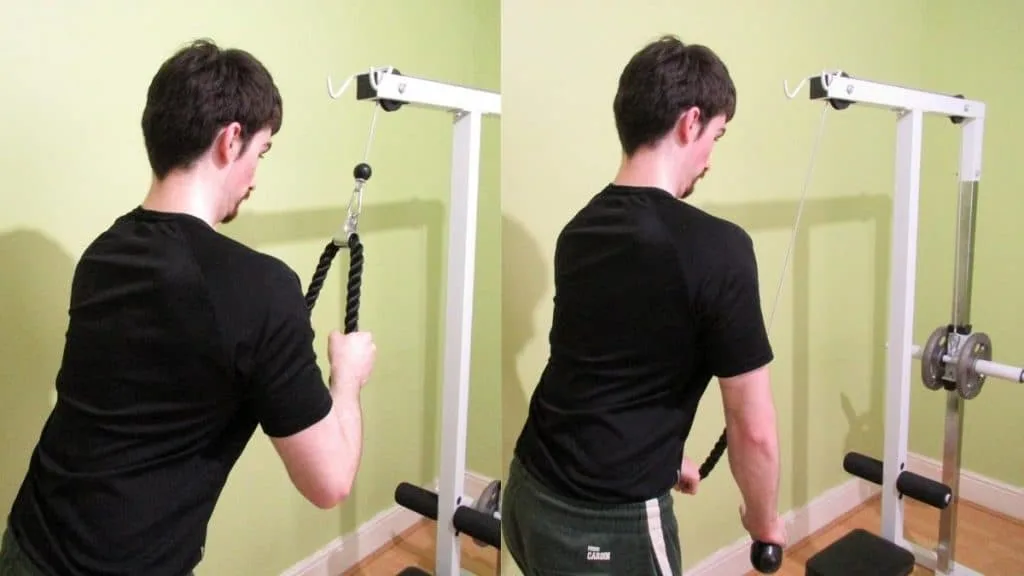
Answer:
[
  {"xmin": 699, "ymin": 227, "xmax": 774, "ymax": 378},
  {"xmin": 249, "ymin": 267, "xmax": 334, "ymax": 438}
]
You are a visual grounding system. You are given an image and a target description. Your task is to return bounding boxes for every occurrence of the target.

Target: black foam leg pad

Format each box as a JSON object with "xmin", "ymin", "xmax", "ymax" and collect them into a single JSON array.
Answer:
[
  {"xmin": 805, "ymin": 529, "xmax": 915, "ymax": 576},
  {"xmin": 396, "ymin": 567, "xmax": 431, "ymax": 576}
]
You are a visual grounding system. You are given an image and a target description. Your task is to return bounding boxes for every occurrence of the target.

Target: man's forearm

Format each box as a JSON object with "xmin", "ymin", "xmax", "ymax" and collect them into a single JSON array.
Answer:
[
  {"xmin": 726, "ymin": 420, "xmax": 780, "ymax": 533},
  {"xmin": 330, "ymin": 370, "xmax": 364, "ymax": 491}
]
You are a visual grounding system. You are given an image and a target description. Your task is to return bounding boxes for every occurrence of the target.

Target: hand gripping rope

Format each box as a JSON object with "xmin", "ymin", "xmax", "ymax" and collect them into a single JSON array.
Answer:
[{"xmin": 302, "ymin": 89, "xmax": 385, "ymax": 332}]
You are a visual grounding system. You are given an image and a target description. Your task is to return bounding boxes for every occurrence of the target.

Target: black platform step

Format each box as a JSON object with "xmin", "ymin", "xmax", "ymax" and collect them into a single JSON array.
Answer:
[
  {"xmin": 396, "ymin": 567, "xmax": 431, "ymax": 576},
  {"xmin": 806, "ymin": 528, "xmax": 915, "ymax": 576}
]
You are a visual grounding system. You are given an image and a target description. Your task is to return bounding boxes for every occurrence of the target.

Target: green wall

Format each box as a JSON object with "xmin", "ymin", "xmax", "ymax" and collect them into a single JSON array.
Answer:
[
  {"xmin": 911, "ymin": 1, "xmax": 1024, "ymax": 487},
  {"xmin": 0, "ymin": 1, "xmax": 499, "ymax": 575},
  {"xmin": 501, "ymin": 0, "xmax": 947, "ymax": 570}
]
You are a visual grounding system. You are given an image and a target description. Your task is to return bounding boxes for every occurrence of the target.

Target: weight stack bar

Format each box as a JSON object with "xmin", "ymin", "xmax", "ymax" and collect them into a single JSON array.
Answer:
[
  {"xmin": 394, "ymin": 482, "xmax": 502, "ymax": 550},
  {"xmin": 843, "ymin": 452, "xmax": 952, "ymax": 509}
]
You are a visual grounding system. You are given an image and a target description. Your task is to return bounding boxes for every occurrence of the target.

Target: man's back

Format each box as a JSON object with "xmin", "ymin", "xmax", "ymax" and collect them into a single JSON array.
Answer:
[
  {"xmin": 513, "ymin": 184, "xmax": 773, "ymax": 503},
  {"xmin": 7, "ymin": 207, "xmax": 332, "ymax": 576}
]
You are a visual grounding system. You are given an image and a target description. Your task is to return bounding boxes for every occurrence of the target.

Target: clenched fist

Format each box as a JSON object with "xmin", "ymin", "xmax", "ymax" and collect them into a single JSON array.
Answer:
[
  {"xmin": 328, "ymin": 330, "xmax": 376, "ymax": 391},
  {"xmin": 675, "ymin": 455, "xmax": 700, "ymax": 495}
]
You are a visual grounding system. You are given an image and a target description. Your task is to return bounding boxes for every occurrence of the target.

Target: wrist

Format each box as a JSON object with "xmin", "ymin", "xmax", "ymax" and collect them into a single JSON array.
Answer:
[
  {"xmin": 749, "ymin": 508, "xmax": 778, "ymax": 532},
  {"xmin": 330, "ymin": 370, "xmax": 362, "ymax": 403}
]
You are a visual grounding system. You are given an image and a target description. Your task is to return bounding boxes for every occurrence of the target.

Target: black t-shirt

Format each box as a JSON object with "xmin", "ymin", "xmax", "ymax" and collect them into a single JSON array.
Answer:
[
  {"xmin": 513, "ymin": 184, "xmax": 773, "ymax": 503},
  {"xmin": 7, "ymin": 207, "xmax": 334, "ymax": 576}
]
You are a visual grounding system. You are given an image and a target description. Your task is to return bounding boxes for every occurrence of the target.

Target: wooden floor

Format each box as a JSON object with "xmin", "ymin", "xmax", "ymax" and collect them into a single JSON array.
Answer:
[
  {"xmin": 345, "ymin": 523, "xmax": 498, "ymax": 575},
  {"xmin": 749, "ymin": 496, "xmax": 1024, "ymax": 576},
  {"xmin": 347, "ymin": 496, "xmax": 1023, "ymax": 575}
]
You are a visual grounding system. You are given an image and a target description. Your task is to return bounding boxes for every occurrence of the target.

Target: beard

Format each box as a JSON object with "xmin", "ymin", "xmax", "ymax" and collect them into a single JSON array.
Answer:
[
  {"xmin": 679, "ymin": 168, "xmax": 708, "ymax": 200},
  {"xmin": 221, "ymin": 188, "xmax": 251, "ymax": 224}
]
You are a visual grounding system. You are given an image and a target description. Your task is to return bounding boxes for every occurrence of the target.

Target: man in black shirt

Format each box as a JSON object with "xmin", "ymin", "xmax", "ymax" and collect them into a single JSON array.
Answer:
[
  {"xmin": 502, "ymin": 36, "xmax": 786, "ymax": 574},
  {"xmin": 0, "ymin": 40, "xmax": 377, "ymax": 576}
]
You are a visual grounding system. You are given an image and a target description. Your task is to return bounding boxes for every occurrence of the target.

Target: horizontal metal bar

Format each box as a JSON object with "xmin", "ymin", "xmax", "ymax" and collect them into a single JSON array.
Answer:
[
  {"xmin": 808, "ymin": 72, "xmax": 985, "ymax": 119},
  {"xmin": 356, "ymin": 70, "xmax": 500, "ymax": 116},
  {"xmin": 911, "ymin": 345, "xmax": 1024, "ymax": 382}
]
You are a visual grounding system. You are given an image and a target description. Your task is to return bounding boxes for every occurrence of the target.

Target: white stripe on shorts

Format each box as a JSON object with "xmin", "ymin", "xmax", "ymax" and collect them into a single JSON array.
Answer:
[{"xmin": 645, "ymin": 498, "xmax": 673, "ymax": 575}]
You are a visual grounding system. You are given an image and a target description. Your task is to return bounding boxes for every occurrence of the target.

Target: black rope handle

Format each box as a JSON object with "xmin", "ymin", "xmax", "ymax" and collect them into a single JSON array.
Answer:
[
  {"xmin": 698, "ymin": 429, "xmax": 728, "ymax": 480},
  {"xmin": 302, "ymin": 163, "xmax": 370, "ymax": 333},
  {"xmin": 304, "ymin": 235, "xmax": 363, "ymax": 335},
  {"xmin": 304, "ymin": 241, "xmax": 341, "ymax": 312},
  {"xmin": 343, "ymin": 234, "xmax": 363, "ymax": 334}
]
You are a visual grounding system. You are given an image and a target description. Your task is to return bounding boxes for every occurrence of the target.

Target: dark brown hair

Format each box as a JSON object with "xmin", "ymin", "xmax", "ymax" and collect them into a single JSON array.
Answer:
[
  {"xmin": 141, "ymin": 39, "xmax": 283, "ymax": 179},
  {"xmin": 613, "ymin": 35, "xmax": 736, "ymax": 156}
]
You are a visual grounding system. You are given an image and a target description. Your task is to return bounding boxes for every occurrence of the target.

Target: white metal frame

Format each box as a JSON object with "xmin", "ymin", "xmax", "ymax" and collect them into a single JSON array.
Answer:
[
  {"xmin": 350, "ymin": 68, "xmax": 500, "ymax": 576},
  {"xmin": 801, "ymin": 70, "xmax": 1003, "ymax": 576}
]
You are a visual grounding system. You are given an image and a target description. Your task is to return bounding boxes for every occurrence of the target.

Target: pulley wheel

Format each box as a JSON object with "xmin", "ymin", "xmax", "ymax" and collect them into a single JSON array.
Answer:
[
  {"xmin": 956, "ymin": 332, "xmax": 991, "ymax": 400},
  {"xmin": 920, "ymin": 326, "xmax": 949, "ymax": 391}
]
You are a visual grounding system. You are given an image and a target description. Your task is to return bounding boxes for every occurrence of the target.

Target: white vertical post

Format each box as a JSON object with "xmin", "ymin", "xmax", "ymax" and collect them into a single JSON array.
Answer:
[
  {"xmin": 881, "ymin": 108, "xmax": 924, "ymax": 545},
  {"xmin": 435, "ymin": 110, "xmax": 483, "ymax": 576}
]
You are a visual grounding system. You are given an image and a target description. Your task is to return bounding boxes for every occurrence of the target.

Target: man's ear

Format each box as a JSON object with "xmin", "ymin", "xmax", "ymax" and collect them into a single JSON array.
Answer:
[
  {"xmin": 213, "ymin": 122, "xmax": 244, "ymax": 165},
  {"xmin": 675, "ymin": 107, "xmax": 703, "ymax": 145}
]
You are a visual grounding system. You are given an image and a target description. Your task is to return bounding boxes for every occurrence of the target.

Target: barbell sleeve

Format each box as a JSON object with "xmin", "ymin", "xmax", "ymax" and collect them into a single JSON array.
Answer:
[{"xmin": 910, "ymin": 344, "xmax": 1024, "ymax": 383}]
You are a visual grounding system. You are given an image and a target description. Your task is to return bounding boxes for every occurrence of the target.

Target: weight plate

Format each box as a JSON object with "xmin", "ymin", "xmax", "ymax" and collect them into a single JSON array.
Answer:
[
  {"xmin": 920, "ymin": 326, "xmax": 949, "ymax": 391},
  {"xmin": 956, "ymin": 332, "xmax": 992, "ymax": 400},
  {"xmin": 475, "ymin": 479, "xmax": 500, "ymax": 513}
]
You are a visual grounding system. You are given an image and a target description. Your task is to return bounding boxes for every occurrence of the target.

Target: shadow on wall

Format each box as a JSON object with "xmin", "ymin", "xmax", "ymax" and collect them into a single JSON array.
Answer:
[
  {"xmin": 500, "ymin": 193, "xmax": 893, "ymax": 535},
  {"xmin": 500, "ymin": 213, "xmax": 549, "ymax": 472},
  {"xmin": 225, "ymin": 198, "xmax": 445, "ymax": 542},
  {"xmin": 0, "ymin": 229, "xmax": 75, "ymax": 515}
]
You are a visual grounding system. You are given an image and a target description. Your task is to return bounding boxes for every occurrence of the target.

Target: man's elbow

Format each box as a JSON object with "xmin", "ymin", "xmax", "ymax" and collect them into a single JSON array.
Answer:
[
  {"xmin": 307, "ymin": 477, "xmax": 353, "ymax": 510},
  {"xmin": 310, "ymin": 492, "xmax": 348, "ymax": 510},
  {"xmin": 725, "ymin": 406, "xmax": 778, "ymax": 449},
  {"xmin": 729, "ymin": 420, "xmax": 778, "ymax": 453},
  {"xmin": 295, "ymin": 464, "xmax": 354, "ymax": 509}
]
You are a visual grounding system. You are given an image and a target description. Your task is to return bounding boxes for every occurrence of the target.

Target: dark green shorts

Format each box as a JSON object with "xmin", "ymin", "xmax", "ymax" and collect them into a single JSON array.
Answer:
[{"xmin": 502, "ymin": 457, "xmax": 682, "ymax": 575}]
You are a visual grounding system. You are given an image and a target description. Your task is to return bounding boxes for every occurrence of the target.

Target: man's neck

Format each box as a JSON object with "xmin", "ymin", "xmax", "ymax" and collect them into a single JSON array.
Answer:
[
  {"xmin": 612, "ymin": 149, "xmax": 684, "ymax": 199},
  {"xmin": 141, "ymin": 172, "xmax": 220, "ymax": 228}
]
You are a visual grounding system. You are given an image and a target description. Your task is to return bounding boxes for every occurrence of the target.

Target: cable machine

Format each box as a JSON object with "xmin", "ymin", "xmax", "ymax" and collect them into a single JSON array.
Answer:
[{"xmin": 312, "ymin": 66, "xmax": 501, "ymax": 576}]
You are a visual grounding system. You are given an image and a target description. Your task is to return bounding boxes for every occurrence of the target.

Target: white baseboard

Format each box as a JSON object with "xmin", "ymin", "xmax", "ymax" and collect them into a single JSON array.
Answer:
[
  {"xmin": 906, "ymin": 452, "xmax": 1024, "ymax": 521},
  {"xmin": 688, "ymin": 451, "xmax": 1024, "ymax": 575},
  {"xmin": 689, "ymin": 476, "xmax": 880, "ymax": 575},
  {"xmin": 280, "ymin": 471, "xmax": 495, "ymax": 576}
]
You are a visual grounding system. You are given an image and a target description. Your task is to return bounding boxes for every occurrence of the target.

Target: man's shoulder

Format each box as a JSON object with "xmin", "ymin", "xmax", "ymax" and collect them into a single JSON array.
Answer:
[
  {"xmin": 102, "ymin": 207, "xmax": 295, "ymax": 274},
  {"xmin": 207, "ymin": 236, "xmax": 304, "ymax": 302},
  {"xmin": 677, "ymin": 201, "xmax": 749, "ymax": 237},
  {"xmin": 128, "ymin": 213, "xmax": 305, "ymax": 303},
  {"xmin": 209, "ymin": 231, "xmax": 294, "ymax": 276},
  {"xmin": 620, "ymin": 195, "xmax": 739, "ymax": 255}
]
